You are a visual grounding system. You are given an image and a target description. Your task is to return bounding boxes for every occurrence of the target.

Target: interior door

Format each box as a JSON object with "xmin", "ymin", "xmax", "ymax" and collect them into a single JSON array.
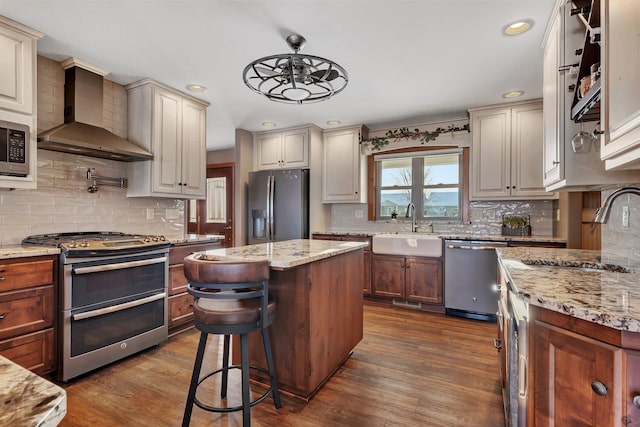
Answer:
[{"xmin": 187, "ymin": 164, "xmax": 234, "ymax": 247}]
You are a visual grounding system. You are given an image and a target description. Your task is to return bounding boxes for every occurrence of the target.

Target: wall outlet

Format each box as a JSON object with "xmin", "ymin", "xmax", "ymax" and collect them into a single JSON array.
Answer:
[
  {"xmin": 146, "ymin": 208, "xmax": 154, "ymax": 220},
  {"xmin": 355, "ymin": 209, "xmax": 363, "ymax": 218},
  {"xmin": 622, "ymin": 205, "xmax": 630, "ymax": 227}
]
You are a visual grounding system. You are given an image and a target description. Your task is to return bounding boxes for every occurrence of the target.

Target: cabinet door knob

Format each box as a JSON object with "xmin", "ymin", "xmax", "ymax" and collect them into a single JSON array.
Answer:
[
  {"xmin": 591, "ymin": 380, "xmax": 608, "ymax": 396},
  {"xmin": 0, "ymin": 276, "xmax": 4, "ymax": 281},
  {"xmin": 0, "ymin": 313, "xmax": 6, "ymax": 320},
  {"xmin": 493, "ymin": 338, "xmax": 502, "ymax": 350},
  {"xmin": 633, "ymin": 395, "xmax": 640, "ymax": 409},
  {"xmin": 568, "ymin": 84, "xmax": 576, "ymax": 92}
]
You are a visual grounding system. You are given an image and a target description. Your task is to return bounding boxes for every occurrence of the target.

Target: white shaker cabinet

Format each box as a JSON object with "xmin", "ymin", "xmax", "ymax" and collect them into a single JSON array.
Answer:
[
  {"xmin": 125, "ymin": 79, "xmax": 209, "ymax": 198},
  {"xmin": 469, "ymin": 101, "xmax": 553, "ymax": 200},
  {"xmin": 0, "ymin": 16, "xmax": 42, "ymax": 190},
  {"xmin": 322, "ymin": 125, "xmax": 368, "ymax": 203},
  {"xmin": 254, "ymin": 127, "xmax": 308, "ymax": 170},
  {"xmin": 541, "ymin": 0, "xmax": 639, "ymax": 188},
  {"xmin": 600, "ymin": 0, "xmax": 640, "ymax": 170}
]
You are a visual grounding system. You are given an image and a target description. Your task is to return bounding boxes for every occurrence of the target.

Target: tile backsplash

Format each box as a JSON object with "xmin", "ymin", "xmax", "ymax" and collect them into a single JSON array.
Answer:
[
  {"xmin": 330, "ymin": 200, "xmax": 554, "ymax": 236},
  {"xmin": 600, "ymin": 185, "xmax": 640, "ymax": 268},
  {"xmin": 0, "ymin": 150, "xmax": 185, "ymax": 246}
]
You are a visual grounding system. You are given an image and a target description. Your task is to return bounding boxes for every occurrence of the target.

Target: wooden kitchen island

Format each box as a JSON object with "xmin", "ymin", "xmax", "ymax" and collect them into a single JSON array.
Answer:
[{"xmin": 198, "ymin": 239, "xmax": 367, "ymax": 400}]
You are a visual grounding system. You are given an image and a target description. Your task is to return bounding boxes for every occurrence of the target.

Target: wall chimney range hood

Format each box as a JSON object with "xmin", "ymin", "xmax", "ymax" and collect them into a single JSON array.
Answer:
[{"xmin": 37, "ymin": 58, "xmax": 153, "ymax": 162}]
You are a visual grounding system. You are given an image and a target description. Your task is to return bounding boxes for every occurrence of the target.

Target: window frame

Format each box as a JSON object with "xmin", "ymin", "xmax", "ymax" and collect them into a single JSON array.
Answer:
[{"xmin": 367, "ymin": 146, "xmax": 470, "ymax": 222}]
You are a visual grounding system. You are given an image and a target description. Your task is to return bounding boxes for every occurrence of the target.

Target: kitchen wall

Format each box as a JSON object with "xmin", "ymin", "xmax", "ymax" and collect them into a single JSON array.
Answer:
[
  {"xmin": 0, "ymin": 56, "xmax": 185, "ymax": 246},
  {"xmin": 330, "ymin": 200, "xmax": 554, "ymax": 236},
  {"xmin": 600, "ymin": 185, "xmax": 640, "ymax": 268}
]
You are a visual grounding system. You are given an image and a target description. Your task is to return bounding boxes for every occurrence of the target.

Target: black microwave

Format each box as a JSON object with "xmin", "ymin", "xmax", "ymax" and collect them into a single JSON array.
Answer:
[{"xmin": 0, "ymin": 120, "xmax": 29, "ymax": 177}]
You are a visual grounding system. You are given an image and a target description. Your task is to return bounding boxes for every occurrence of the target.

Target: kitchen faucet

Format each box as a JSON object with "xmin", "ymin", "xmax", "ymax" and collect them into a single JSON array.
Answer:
[
  {"xmin": 405, "ymin": 202, "xmax": 419, "ymax": 232},
  {"xmin": 593, "ymin": 186, "xmax": 640, "ymax": 224}
]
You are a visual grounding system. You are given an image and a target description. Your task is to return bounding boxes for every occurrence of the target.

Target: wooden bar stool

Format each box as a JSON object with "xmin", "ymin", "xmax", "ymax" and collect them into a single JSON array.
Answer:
[{"xmin": 181, "ymin": 254, "xmax": 281, "ymax": 426}]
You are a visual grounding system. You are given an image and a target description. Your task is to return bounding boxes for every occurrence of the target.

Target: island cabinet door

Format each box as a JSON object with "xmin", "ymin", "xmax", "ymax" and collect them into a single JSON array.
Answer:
[
  {"xmin": 625, "ymin": 350, "xmax": 640, "ymax": 426},
  {"xmin": 532, "ymin": 319, "xmax": 621, "ymax": 426},
  {"xmin": 371, "ymin": 255, "xmax": 405, "ymax": 299}
]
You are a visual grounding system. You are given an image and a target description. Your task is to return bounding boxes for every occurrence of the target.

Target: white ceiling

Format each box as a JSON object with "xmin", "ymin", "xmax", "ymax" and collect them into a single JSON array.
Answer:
[{"xmin": 0, "ymin": 0, "xmax": 555, "ymax": 151}]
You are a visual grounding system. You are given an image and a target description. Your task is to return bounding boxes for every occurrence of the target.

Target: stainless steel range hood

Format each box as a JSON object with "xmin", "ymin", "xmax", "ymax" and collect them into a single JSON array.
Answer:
[{"xmin": 38, "ymin": 60, "xmax": 153, "ymax": 162}]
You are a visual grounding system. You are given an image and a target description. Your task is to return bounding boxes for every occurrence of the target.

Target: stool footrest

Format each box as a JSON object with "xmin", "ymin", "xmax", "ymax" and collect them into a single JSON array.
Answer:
[{"xmin": 194, "ymin": 364, "xmax": 276, "ymax": 413}]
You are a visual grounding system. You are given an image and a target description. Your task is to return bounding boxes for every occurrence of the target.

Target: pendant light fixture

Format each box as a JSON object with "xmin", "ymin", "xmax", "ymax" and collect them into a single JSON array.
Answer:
[{"xmin": 242, "ymin": 34, "xmax": 348, "ymax": 104}]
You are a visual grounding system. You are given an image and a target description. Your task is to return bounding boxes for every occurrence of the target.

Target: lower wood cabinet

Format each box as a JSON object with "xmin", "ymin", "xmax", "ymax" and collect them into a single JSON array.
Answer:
[
  {"xmin": 530, "ymin": 306, "xmax": 640, "ymax": 426},
  {"xmin": 311, "ymin": 234, "xmax": 372, "ymax": 295},
  {"xmin": 372, "ymin": 254, "xmax": 443, "ymax": 306},
  {"xmin": 0, "ymin": 255, "xmax": 57, "ymax": 375},
  {"xmin": 168, "ymin": 241, "xmax": 222, "ymax": 335}
]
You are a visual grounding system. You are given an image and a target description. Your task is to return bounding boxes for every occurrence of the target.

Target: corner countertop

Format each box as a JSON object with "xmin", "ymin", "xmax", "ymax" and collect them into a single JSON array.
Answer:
[
  {"xmin": 198, "ymin": 239, "xmax": 368, "ymax": 270},
  {"xmin": 168, "ymin": 233, "xmax": 225, "ymax": 246},
  {"xmin": 312, "ymin": 230, "xmax": 566, "ymax": 245},
  {"xmin": 497, "ymin": 247, "xmax": 640, "ymax": 332},
  {"xmin": 0, "ymin": 245, "xmax": 60, "ymax": 260},
  {"xmin": 0, "ymin": 356, "xmax": 66, "ymax": 426}
]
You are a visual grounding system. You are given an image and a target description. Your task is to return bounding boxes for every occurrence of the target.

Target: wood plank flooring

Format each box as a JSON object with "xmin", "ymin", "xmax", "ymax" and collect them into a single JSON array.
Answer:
[{"xmin": 57, "ymin": 304, "xmax": 505, "ymax": 426}]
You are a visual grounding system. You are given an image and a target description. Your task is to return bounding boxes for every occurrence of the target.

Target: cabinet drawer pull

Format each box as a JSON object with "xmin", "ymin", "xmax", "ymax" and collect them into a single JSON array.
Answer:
[
  {"xmin": 493, "ymin": 338, "xmax": 502, "ymax": 350},
  {"xmin": 0, "ymin": 276, "xmax": 4, "ymax": 281},
  {"xmin": 552, "ymin": 161, "xmax": 560, "ymax": 165},
  {"xmin": 591, "ymin": 380, "xmax": 608, "ymax": 396}
]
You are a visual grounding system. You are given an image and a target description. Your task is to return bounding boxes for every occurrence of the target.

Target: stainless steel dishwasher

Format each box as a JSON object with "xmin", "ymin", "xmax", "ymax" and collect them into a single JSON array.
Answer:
[{"xmin": 444, "ymin": 239, "xmax": 507, "ymax": 321}]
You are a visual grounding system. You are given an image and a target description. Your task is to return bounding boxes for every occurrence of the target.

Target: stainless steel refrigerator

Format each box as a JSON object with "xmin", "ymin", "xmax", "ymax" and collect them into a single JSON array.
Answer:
[{"xmin": 247, "ymin": 169, "xmax": 309, "ymax": 244}]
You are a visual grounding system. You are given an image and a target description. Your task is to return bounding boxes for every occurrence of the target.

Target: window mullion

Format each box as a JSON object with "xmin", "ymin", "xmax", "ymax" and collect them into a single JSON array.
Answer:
[{"xmin": 412, "ymin": 157, "xmax": 424, "ymax": 220}]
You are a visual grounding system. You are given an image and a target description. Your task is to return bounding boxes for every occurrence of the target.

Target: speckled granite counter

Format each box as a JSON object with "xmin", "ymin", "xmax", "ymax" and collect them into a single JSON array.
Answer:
[
  {"xmin": 497, "ymin": 247, "xmax": 640, "ymax": 332},
  {"xmin": 168, "ymin": 233, "xmax": 224, "ymax": 246},
  {"xmin": 313, "ymin": 230, "xmax": 566, "ymax": 245},
  {"xmin": 0, "ymin": 245, "xmax": 60, "ymax": 260},
  {"xmin": 0, "ymin": 356, "xmax": 66, "ymax": 426},
  {"xmin": 200, "ymin": 238, "xmax": 368, "ymax": 270}
]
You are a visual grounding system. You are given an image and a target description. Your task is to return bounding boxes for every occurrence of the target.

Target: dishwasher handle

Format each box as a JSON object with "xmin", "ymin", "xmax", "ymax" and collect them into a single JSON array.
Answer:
[{"xmin": 446, "ymin": 243, "xmax": 505, "ymax": 251}]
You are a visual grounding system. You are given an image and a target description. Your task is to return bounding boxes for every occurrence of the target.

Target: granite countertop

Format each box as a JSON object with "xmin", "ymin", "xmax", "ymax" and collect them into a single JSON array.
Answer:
[
  {"xmin": 199, "ymin": 238, "xmax": 368, "ymax": 269},
  {"xmin": 168, "ymin": 233, "xmax": 225, "ymax": 246},
  {"xmin": 497, "ymin": 247, "xmax": 640, "ymax": 332},
  {"xmin": 312, "ymin": 230, "xmax": 566, "ymax": 244},
  {"xmin": 0, "ymin": 245, "xmax": 60, "ymax": 260},
  {"xmin": 0, "ymin": 356, "xmax": 66, "ymax": 426}
]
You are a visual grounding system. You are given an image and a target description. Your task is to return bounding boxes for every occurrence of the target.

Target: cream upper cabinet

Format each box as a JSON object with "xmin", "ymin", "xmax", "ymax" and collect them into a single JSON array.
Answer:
[
  {"xmin": 254, "ymin": 128, "xmax": 308, "ymax": 170},
  {"xmin": 470, "ymin": 101, "xmax": 553, "ymax": 200},
  {"xmin": 125, "ymin": 79, "xmax": 209, "ymax": 198},
  {"xmin": 0, "ymin": 17, "xmax": 42, "ymax": 115},
  {"xmin": 600, "ymin": 0, "xmax": 640, "ymax": 170},
  {"xmin": 322, "ymin": 125, "xmax": 368, "ymax": 203},
  {"xmin": 0, "ymin": 17, "xmax": 42, "ymax": 190}
]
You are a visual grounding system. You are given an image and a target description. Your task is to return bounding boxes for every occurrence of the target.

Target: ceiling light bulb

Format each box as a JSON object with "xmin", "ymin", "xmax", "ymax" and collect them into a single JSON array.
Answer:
[
  {"xmin": 186, "ymin": 84, "xmax": 207, "ymax": 93},
  {"xmin": 282, "ymin": 87, "xmax": 312, "ymax": 102},
  {"xmin": 504, "ymin": 20, "xmax": 532, "ymax": 36},
  {"xmin": 502, "ymin": 90, "xmax": 524, "ymax": 98}
]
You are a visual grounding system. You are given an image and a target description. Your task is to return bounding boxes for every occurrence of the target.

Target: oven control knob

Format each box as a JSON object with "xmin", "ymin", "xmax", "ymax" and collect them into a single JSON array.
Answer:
[
  {"xmin": 68, "ymin": 240, "xmax": 77, "ymax": 248},
  {"xmin": 143, "ymin": 236, "xmax": 151, "ymax": 242},
  {"xmin": 79, "ymin": 240, "xmax": 89, "ymax": 247},
  {"xmin": 152, "ymin": 236, "xmax": 159, "ymax": 241},
  {"xmin": 158, "ymin": 235, "xmax": 166, "ymax": 241}
]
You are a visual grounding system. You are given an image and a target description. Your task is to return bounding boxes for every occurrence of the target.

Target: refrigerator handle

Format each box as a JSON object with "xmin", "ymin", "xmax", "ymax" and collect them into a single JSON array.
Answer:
[
  {"xmin": 269, "ymin": 175, "xmax": 275, "ymax": 241},
  {"xmin": 266, "ymin": 175, "xmax": 272, "ymax": 241}
]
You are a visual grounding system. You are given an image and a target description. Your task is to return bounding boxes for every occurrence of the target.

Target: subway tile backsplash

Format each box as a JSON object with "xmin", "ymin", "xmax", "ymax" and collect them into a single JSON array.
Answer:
[
  {"xmin": 0, "ymin": 150, "xmax": 185, "ymax": 246},
  {"xmin": 330, "ymin": 200, "xmax": 554, "ymax": 236}
]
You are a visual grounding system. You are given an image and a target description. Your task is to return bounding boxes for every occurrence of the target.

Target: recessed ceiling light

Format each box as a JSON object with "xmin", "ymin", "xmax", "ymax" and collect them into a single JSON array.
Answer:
[
  {"xmin": 504, "ymin": 20, "xmax": 532, "ymax": 36},
  {"xmin": 262, "ymin": 121, "xmax": 277, "ymax": 128},
  {"xmin": 186, "ymin": 84, "xmax": 207, "ymax": 93},
  {"xmin": 502, "ymin": 90, "xmax": 525, "ymax": 99},
  {"xmin": 326, "ymin": 120, "xmax": 341, "ymax": 126}
]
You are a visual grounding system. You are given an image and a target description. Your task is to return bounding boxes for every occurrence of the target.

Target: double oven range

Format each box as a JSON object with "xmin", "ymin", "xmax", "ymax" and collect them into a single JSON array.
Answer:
[{"xmin": 23, "ymin": 232, "xmax": 171, "ymax": 381}]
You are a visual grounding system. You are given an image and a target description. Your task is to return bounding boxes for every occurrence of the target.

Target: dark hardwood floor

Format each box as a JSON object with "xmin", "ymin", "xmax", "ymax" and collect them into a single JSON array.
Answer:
[{"xmin": 57, "ymin": 304, "xmax": 505, "ymax": 426}]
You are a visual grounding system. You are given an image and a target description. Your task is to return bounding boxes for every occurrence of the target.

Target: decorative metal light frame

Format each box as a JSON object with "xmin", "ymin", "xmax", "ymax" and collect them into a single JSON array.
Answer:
[{"xmin": 243, "ymin": 34, "xmax": 348, "ymax": 104}]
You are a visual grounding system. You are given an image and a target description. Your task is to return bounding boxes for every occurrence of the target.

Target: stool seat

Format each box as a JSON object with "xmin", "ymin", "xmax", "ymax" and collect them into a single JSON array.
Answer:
[
  {"xmin": 193, "ymin": 294, "xmax": 276, "ymax": 325},
  {"xmin": 182, "ymin": 254, "xmax": 281, "ymax": 427}
]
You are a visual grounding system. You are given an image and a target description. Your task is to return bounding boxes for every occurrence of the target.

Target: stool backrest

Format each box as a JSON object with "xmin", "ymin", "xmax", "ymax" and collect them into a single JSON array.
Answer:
[{"xmin": 183, "ymin": 253, "xmax": 271, "ymax": 327}]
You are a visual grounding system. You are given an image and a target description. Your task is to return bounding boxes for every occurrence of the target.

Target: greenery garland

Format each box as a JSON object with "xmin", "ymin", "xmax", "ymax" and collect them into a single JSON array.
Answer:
[{"xmin": 363, "ymin": 123, "xmax": 470, "ymax": 151}]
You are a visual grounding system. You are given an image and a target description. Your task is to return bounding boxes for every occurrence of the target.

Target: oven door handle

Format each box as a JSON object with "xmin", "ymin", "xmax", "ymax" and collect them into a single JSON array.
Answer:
[
  {"xmin": 72, "ymin": 292, "xmax": 166, "ymax": 321},
  {"xmin": 72, "ymin": 256, "xmax": 168, "ymax": 275}
]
